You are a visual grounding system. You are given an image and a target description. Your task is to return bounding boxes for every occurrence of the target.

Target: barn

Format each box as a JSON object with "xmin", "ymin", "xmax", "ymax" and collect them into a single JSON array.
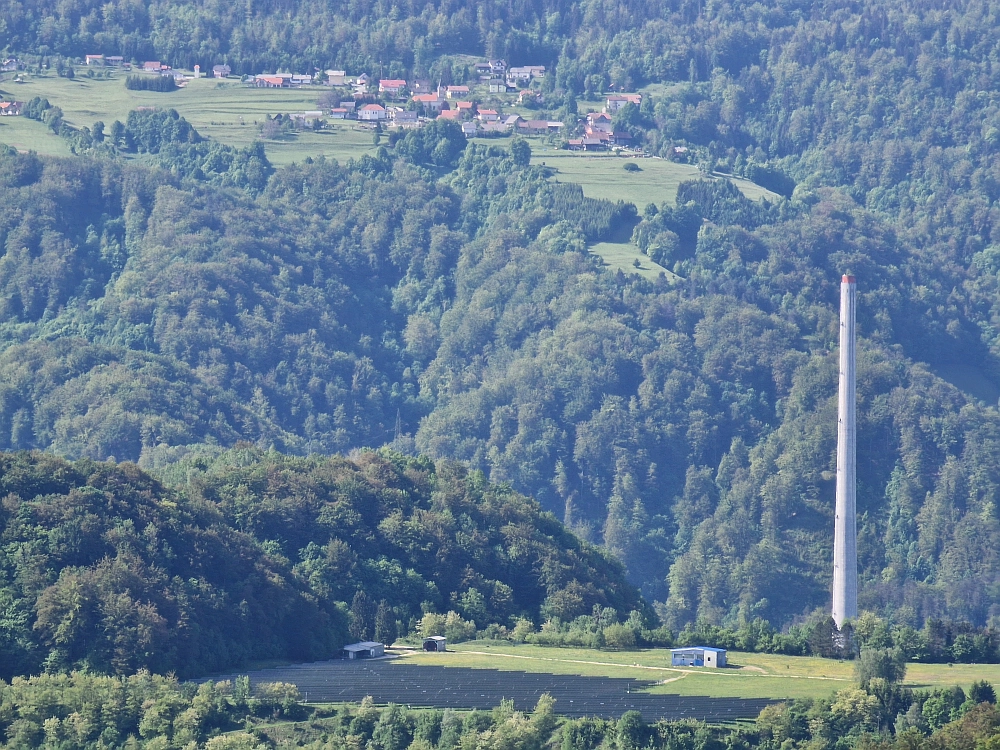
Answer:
[{"xmin": 343, "ymin": 641, "xmax": 385, "ymax": 659}]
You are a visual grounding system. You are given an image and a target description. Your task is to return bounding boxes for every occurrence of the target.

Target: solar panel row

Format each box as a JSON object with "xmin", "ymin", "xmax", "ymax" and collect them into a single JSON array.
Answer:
[{"xmin": 230, "ymin": 660, "xmax": 778, "ymax": 722}]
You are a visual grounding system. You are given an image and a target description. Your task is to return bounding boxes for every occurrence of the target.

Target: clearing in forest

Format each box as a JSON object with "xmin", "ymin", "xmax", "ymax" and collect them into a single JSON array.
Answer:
[{"xmin": 399, "ymin": 642, "xmax": 1000, "ymax": 701}]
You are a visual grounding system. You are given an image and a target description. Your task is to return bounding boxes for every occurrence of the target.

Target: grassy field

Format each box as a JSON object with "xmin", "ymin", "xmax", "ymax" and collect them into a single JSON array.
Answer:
[
  {"xmin": 0, "ymin": 72, "xmax": 378, "ymax": 163},
  {"xmin": 589, "ymin": 241, "xmax": 678, "ymax": 282},
  {"xmin": 0, "ymin": 114, "xmax": 73, "ymax": 156},
  {"xmin": 530, "ymin": 151, "xmax": 779, "ymax": 206},
  {"xmin": 395, "ymin": 643, "xmax": 1000, "ymax": 701}
]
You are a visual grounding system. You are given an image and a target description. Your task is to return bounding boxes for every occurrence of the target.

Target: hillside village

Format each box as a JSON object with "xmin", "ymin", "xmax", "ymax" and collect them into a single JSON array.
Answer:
[{"xmin": 7, "ymin": 54, "xmax": 646, "ymax": 151}]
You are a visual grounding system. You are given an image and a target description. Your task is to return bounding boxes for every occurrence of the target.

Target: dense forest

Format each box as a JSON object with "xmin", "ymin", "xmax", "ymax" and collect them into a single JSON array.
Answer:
[
  {"xmin": 0, "ymin": 447, "xmax": 641, "ymax": 679},
  {"xmin": 4, "ymin": 0, "xmax": 1000, "ymax": 638}
]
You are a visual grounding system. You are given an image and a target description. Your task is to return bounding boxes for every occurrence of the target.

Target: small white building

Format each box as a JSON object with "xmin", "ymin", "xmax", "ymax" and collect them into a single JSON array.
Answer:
[
  {"xmin": 670, "ymin": 646, "xmax": 727, "ymax": 668},
  {"xmin": 343, "ymin": 641, "xmax": 385, "ymax": 659},
  {"xmin": 423, "ymin": 636, "xmax": 447, "ymax": 652}
]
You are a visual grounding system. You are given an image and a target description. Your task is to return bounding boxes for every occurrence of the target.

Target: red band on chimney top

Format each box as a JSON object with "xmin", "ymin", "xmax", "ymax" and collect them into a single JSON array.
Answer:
[{"xmin": 842, "ymin": 275, "xmax": 855, "ymax": 283}]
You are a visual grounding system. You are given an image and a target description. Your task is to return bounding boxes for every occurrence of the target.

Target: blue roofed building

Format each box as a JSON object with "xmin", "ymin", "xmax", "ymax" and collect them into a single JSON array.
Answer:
[{"xmin": 670, "ymin": 647, "xmax": 727, "ymax": 668}]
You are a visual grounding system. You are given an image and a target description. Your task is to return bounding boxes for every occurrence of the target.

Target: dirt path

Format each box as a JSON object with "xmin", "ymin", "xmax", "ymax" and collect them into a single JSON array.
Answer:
[{"xmin": 443, "ymin": 651, "xmax": 850, "ymax": 682}]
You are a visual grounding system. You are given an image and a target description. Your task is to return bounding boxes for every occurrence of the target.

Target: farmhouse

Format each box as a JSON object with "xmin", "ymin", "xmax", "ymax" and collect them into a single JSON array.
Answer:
[
  {"xmin": 455, "ymin": 101, "xmax": 474, "ymax": 117},
  {"xmin": 106, "ymin": 56, "xmax": 124, "ymax": 67},
  {"xmin": 605, "ymin": 94, "xmax": 642, "ymax": 112},
  {"xmin": 568, "ymin": 137, "xmax": 607, "ymax": 151},
  {"xmin": 461, "ymin": 121, "xmax": 478, "ymax": 137},
  {"xmin": 670, "ymin": 647, "xmax": 727, "ymax": 668},
  {"xmin": 475, "ymin": 59, "xmax": 507, "ymax": 78},
  {"xmin": 85, "ymin": 55, "xmax": 104, "ymax": 66},
  {"xmin": 0, "ymin": 101, "xmax": 23, "ymax": 116},
  {"xmin": 1, "ymin": 58, "xmax": 20, "ymax": 72},
  {"xmin": 518, "ymin": 120, "xmax": 550, "ymax": 135},
  {"xmin": 379, "ymin": 79, "xmax": 407, "ymax": 97},
  {"xmin": 326, "ymin": 69, "xmax": 348, "ymax": 85},
  {"xmin": 446, "ymin": 85, "xmax": 470, "ymax": 99},
  {"xmin": 507, "ymin": 65, "xmax": 545, "ymax": 86},
  {"xmin": 358, "ymin": 103, "xmax": 387, "ymax": 121},
  {"xmin": 343, "ymin": 641, "xmax": 385, "ymax": 659},
  {"xmin": 412, "ymin": 93, "xmax": 444, "ymax": 112},
  {"xmin": 477, "ymin": 109, "xmax": 499, "ymax": 122},
  {"xmin": 438, "ymin": 109, "xmax": 460, "ymax": 120},
  {"xmin": 143, "ymin": 61, "xmax": 162, "ymax": 73},
  {"xmin": 330, "ymin": 108, "xmax": 349, "ymax": 119},
  {"xmin": 213, "ymin": 64, "xmax": 231, "ymax": 78},
  {"xmin": 353, "ymin": 74, "xmax": 370, "ymax": 94},
  {"xmin": 254, "ymin": 75, "xmax": 286, "ymax": 88},
  {"xmin": 391, "ymin": 108, "xmax": 419, "ymax": 126},
  {"xmin": 586, "ymin": 112, "xmax": 613, "ymax": 133}
]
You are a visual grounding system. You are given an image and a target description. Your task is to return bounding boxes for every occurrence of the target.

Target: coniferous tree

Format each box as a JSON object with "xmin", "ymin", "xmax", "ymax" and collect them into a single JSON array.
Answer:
[
  {"xmin": 375, "ymin": 600, "xmax": 397, "ymax": 645},
  {"xmin": 350, "ymin": 591, "xmax": 377, "ymax": 642}
]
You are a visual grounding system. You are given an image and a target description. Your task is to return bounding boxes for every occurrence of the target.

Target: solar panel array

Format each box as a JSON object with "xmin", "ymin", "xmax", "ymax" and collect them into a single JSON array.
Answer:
[{"xmin": 236, "ymin": 659, "xmax": 778, "ymax": 722}]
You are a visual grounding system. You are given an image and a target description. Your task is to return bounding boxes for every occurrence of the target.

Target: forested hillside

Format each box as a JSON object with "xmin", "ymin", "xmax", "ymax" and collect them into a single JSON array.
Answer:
[
  {"xmin": 0, "ymin": 447, "xmax": 641, "ymax": 679},
  {"xmin": 6, "ymin": 0, "xmax": 1000, "ymax": 634}
]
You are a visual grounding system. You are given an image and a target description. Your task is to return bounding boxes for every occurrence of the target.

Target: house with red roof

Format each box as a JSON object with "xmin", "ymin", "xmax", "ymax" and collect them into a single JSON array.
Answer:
[
  {"xmin": 358, "ymin": 103, "xmax": 387, "ymax": 121},
  {"xmin": 412, "ymin": 93, "xmax": 444, "ymax": 112},
  {"xmin": 379, "ymin": 79, "xmax": 407, "ymax": 97}
]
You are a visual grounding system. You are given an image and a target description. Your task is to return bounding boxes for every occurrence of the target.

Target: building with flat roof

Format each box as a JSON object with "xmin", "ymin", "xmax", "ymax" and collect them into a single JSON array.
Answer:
[
  {"xmin": 670, "ymin": 647, "xmax": 727, "ymax": 667},
  {"xmin": 343, "ymin": 641, "xmax": 385, "ymax": 659}
]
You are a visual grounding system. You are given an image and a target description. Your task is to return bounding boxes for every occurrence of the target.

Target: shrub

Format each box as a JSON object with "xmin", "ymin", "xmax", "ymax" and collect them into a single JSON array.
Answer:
[{"xmin": 603, "ymin": 623, "xmax": 638, "ymax": 650}]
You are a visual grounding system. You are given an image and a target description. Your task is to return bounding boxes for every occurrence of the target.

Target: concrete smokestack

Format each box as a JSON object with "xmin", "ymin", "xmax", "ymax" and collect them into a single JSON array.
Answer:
[{"xmin": 832, "ymin": 274, "xmax": 858, "ymax": 628}]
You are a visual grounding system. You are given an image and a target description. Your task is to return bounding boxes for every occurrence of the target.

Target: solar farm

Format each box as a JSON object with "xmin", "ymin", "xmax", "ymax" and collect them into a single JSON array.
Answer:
[{"xmin": 236, "ymin": 659, "xmax": 778, "ymax": 722}]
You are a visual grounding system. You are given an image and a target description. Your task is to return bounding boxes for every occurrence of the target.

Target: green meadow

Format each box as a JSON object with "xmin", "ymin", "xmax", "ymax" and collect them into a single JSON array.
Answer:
[
  {"xmin": 0, "ymin": 72, "xmax": 378, "ymax": 164},
  {"xmin": 588, "ymin": 241, "xmax": 677, "ymax": 281},
  {"xmin": 396, "ymin": 643, "xmax": 1000, "ymax": 702},
  {"xmin": 530, "ymin": 150, "xmax": 780, "ymax": 207}
]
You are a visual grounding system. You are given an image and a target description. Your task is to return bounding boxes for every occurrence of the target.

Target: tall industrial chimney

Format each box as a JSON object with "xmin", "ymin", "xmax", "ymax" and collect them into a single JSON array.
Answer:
[{"xmin": 832, "ymin": 274, "xmax": 858, "ymax": 628}]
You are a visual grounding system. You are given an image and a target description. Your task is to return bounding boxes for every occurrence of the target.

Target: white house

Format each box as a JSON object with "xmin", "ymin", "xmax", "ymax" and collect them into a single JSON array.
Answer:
[{"xmin": 358, "ymin": 103, "xmax": 387, "ymax": 121}]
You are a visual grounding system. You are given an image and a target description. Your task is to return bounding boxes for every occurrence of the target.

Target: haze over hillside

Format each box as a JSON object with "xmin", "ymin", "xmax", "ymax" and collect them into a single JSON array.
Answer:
[{"xmin": 1, "ymin": 0, "xmax": 1000, "ymax": 637}]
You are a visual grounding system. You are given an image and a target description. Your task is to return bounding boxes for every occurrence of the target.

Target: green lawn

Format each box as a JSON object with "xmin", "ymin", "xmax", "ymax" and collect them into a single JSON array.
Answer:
[
  {"xmin": 395, "ymin": 643, "xmax": 1000, "ymax": 702},
  {"xmin": 0, "ymin": 72, "xmax": 377, "ymax": 163},
  {"xmin": 0, "ymin": 114, "xmax": 73, "ymax": 156},
  {"xmin": 530, "ymin": 152, "xmax": 779, "ymax": 207},
  {"xmin": 589, "ymin": 242, "xmax": 678, "ymax": 282}
]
